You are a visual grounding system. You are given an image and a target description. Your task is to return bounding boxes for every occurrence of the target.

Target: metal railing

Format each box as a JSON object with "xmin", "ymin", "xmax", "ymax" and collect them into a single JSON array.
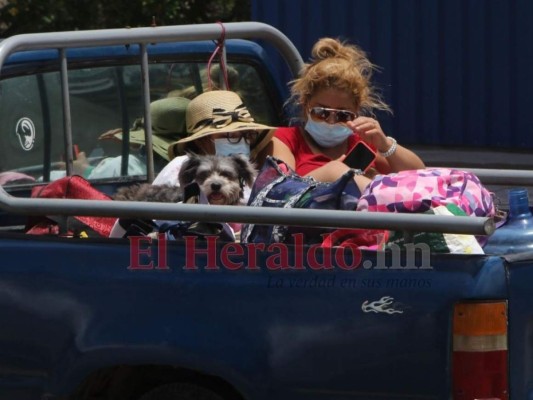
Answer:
[
  {"xmin": 466, "ymin": 168, "xmax": 533, "ymax": 186},
  {"xmin": 0, "ymin": 185, "xmax": 494, "ymax": 235}
]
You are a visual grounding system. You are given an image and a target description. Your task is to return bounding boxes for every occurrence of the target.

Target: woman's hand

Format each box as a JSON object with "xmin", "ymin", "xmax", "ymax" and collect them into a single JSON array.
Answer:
[
  {"xmin": 348, "ymin": 116, "xmax": 426, "ymax": 172},
  {"xmin": 72, "ymin": 152, "xmax": 91, "ymax": 176},
  {"xmin": 347, "ymin": 116, "xmax": 391, "ymax": 153},
  {"xmin": 58, "ymin": 151, "xmax": 91, "ymax": 176}
]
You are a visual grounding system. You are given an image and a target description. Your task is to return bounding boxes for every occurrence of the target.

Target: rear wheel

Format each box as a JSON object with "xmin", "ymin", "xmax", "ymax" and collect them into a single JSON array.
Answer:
[{"xmin": 138, "ymin": 382, "xmax": 225, "ymax": 400}]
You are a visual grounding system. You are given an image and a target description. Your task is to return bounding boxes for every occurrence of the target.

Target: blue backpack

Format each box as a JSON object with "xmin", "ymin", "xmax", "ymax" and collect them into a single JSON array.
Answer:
[{"xmin": 240, "ymin": 156, "xmax": 361, "ymax": 245}]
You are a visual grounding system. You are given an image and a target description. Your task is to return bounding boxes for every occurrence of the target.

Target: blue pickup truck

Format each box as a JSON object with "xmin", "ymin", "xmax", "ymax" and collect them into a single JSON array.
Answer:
[{"xmin": 0, "ymin": 21, "xmax": 532, "ymax": 400}]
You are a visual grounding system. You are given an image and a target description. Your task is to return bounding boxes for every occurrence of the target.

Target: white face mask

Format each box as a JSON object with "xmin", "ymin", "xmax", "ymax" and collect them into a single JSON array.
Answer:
[
  {"xmin": 305, "ymin": 117, "xmax": 354, "ymax": 148},
  {"xmin": 213, "ymin": 138, "xmax": 251, "ymax": 157}
]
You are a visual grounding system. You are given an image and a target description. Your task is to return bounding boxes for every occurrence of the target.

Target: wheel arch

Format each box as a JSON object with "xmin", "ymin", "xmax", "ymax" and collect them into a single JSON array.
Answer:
[{"xmin": 67, "ymin": 363, "xmax": 247, "ymax": 400}]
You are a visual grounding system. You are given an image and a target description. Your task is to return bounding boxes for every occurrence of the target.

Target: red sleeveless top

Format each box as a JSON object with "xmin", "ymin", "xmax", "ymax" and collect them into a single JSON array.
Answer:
[{"xmin": 274, "ymin": 126, "xmax": 375, "ymax": 176}]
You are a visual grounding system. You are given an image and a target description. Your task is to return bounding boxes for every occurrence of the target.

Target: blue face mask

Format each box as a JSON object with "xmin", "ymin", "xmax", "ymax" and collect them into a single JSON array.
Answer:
[
  {"xmin": 214, "ymin": 138, "xmax": 251, "ymax": 157},
  {"xmin": 305, "ymin": 117, "xmax": 354, "ymax": 148}
]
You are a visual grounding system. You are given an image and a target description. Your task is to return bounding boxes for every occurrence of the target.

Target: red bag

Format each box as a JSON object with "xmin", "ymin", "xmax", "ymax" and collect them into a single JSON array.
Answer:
[
  {"xmin": 321, "ymin": 228, "xmax": 389, "ymax": 250},
  {"xmin": 26, "ymin": 175, "xmax": 117, "ymax": 237}
]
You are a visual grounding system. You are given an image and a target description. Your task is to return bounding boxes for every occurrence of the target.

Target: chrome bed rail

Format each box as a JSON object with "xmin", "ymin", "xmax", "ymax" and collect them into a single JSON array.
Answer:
[{"xmin": 0, "ymin": 185, "xmax": 494, "ymax": 235}]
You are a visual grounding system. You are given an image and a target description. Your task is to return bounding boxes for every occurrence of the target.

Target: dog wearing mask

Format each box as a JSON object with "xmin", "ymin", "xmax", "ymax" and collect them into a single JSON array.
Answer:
[{"xmin": 113, "ymin": 153, "xmax": 256, "ymax": 206}]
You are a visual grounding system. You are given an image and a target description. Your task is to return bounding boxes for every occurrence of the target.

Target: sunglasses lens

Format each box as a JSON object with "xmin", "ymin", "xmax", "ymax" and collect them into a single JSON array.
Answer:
[
  {"xmin": 309, "ymin": 107, "xmax": 356, "ymax": 123},
  {"xmin": 336, "ymin": 111, "xmax": 355, "ymax": 123},
  {"xmin": 310, "ymin": 107, "xmax": 330, "ymax": 122}
]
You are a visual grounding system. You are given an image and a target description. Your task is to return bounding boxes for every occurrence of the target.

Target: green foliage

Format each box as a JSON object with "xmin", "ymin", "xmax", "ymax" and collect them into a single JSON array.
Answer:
[{"xmin": 0, "ymin": 0, "xmax": 251, "ymax": 36}]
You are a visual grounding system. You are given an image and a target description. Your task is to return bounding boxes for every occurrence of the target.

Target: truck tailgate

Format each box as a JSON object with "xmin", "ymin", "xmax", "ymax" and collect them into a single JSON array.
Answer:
[{"xmin": 0, "ymin": 236, "xmax": 507, "ymax": 400}]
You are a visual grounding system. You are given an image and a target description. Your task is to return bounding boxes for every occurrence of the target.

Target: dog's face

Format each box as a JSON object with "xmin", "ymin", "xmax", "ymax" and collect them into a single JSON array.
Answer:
[{"xmin": 178, "ymin": 153, "xmax": 256, "ymax": 205}]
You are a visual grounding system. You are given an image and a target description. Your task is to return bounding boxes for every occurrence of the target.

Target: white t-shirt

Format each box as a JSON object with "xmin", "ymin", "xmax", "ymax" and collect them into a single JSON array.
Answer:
[
  {"xmin": 88, "ymin": 155, "xmax": 146, "ymax": 179},
  {"xmin": 152, "ymin": 155, "xmax": 187, "ymax": 186},
  {"xmin": 41, "ymin": 155, "xmax": 146, "ymax": 182}
]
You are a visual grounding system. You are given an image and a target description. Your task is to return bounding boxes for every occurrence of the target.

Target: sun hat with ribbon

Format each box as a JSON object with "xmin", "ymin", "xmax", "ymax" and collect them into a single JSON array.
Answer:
[
  {"xmin": 169, "ymin": 90, "xmax": 276, "ymax": 160},
  {"xmin": 112, "ymin": 96, "xmax": 190, "ymax": 161}
]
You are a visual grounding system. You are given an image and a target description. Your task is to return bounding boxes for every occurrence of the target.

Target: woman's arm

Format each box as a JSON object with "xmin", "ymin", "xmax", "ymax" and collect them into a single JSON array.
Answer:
[
  {"xmin": 271, "ymin": 137, "xmax": 297, "ymax": 170},
  {"xmin": 374, "ymin": 143, "xmax": 425, "ymax": 174},
  {"xmin": 272, "ymin": 137, "xmax": 371, "ymax": 192}
]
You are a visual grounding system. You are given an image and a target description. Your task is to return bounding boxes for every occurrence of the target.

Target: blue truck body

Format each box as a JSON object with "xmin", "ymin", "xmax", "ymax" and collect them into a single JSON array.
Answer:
[
  {"xmin": 0, "ymin": 235, "xmax": 521, "ymax": 400},
  {"xmin": 0, "ymin": 21, "xmax": 531, "ymax": 400}
]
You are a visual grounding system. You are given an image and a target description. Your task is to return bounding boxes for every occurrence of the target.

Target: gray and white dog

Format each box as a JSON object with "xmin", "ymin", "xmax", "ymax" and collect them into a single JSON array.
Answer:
[{"xmin": 113, "ymin": 153, "xmax": 257, "ymax": 205}]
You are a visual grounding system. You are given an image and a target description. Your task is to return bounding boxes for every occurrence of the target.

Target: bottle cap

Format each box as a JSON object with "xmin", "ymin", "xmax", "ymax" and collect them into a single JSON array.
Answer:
[{"xmin": 508, "ymin": 188, "xmax": 530, "ymax": 218}]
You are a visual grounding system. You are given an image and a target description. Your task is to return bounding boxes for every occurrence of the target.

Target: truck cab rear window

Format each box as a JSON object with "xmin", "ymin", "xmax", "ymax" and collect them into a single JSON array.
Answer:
[{"xmin": 0, "ymin": 61, "xmax": 277, "ymax": 185}]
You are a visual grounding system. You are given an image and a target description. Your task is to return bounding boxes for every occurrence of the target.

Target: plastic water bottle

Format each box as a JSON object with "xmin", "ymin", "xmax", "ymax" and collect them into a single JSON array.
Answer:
[{"xmin": 484, "ymin": 188, "xmax": 533, "ymax": 254}]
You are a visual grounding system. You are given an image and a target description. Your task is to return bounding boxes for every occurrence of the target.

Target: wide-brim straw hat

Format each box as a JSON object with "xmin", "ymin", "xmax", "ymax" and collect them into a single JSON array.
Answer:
[
  {"xmin": 112, "ymin": 96, "xmax": 190, "ymax": 161},
  {"xmin": 169, "ymin": 90, "xmax": 276, "ymax": 160}
]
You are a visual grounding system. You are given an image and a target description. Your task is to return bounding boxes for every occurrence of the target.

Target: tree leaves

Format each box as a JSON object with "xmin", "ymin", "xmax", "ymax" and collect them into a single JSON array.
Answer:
[{"xmin": 0, "ymin": 0, "xmax": 251, "ymax": 36}]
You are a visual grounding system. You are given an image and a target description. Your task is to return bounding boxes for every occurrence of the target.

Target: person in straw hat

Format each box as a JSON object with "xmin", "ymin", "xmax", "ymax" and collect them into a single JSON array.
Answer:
[
  {"xmin": 72, "ymin": 96, "xmax": 190, "ymax": 179},
  {"xmin": 153, "ymin": 90, "xmax": 276, "ymax": 189}
]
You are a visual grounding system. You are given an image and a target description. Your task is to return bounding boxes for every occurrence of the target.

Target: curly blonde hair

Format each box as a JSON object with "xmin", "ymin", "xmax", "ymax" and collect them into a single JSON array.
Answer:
[{"xmin": 290, "ymin": 37, "xmax": 391, "ymax": 115}]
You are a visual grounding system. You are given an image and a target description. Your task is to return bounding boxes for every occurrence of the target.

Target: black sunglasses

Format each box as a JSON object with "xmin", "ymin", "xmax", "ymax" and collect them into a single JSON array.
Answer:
[{"xmin": 308, "ymin": 107, "xmax": 358, "ymax": 124}]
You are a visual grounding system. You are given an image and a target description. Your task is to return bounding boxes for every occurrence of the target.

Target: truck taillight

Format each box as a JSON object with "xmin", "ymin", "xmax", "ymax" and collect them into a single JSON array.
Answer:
[{"xmin": 452, "ymin": 301, "xmax": 508, "ymax": 400}]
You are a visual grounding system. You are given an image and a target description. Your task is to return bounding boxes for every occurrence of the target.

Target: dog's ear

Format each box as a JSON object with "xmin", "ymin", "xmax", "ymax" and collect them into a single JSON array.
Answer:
[
  {"xmin": 231, "ymin": 154, "xmax": 257, "ymax": 188},
  {"xmin": 178, "ymin": 153, "xmax": 202, "ymax": 187}
]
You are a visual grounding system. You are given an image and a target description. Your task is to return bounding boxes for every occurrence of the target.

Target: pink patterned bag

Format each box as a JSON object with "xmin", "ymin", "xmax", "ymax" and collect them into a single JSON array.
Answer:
[{"xmin": 356, "ymin": 168, "xmax": 495, "ymax": 218}]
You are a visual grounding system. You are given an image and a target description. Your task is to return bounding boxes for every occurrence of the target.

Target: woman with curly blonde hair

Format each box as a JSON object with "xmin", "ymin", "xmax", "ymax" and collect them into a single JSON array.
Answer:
[{"xmin": 272, "ymin": 37, "xmax": 424, "ymax": 191}]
